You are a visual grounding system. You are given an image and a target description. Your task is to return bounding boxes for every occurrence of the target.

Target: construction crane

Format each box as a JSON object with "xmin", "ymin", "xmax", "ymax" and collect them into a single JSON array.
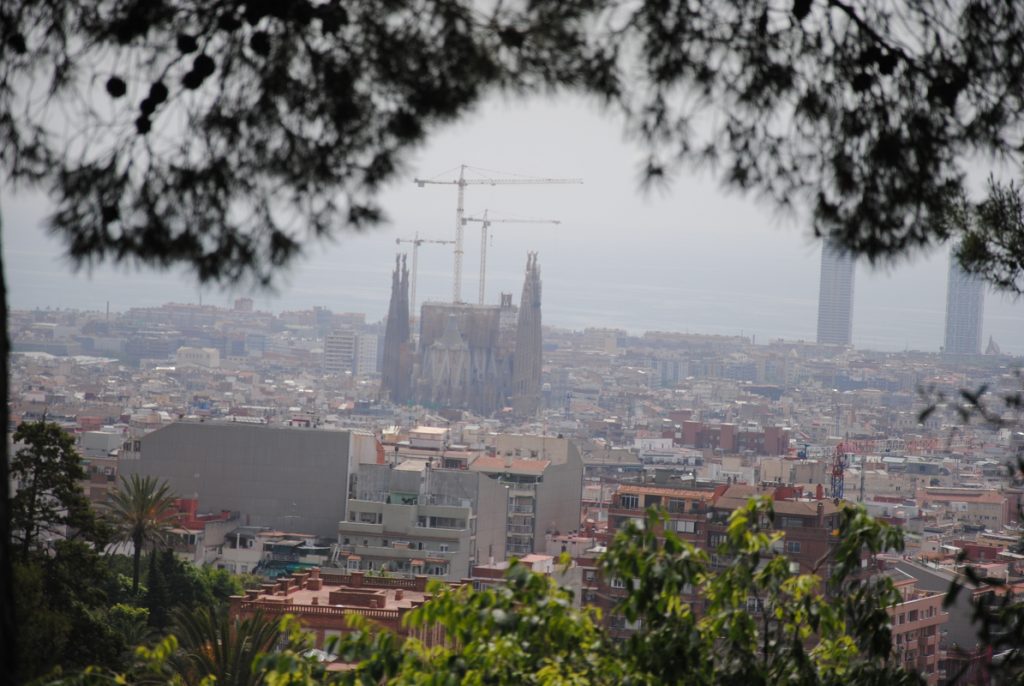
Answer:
[
  {"xmin": 413, "ymin": 164, "xmax": 582, "ymax": 303},
  {"xmin": 463, "ymin": 210, "xmax": 560, "ymax": 305},
  {"xmin": 395, "ymin": 232, "xmax": 455, "ymax": 321},
  {"xmin": 830, "ymin": 442, "xmax": 849, "ymax": 502}
]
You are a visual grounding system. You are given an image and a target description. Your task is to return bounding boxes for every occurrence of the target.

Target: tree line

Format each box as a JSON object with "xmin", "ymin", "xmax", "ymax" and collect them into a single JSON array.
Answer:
[{"xmin": 10, "ymin": 420, "xmax": 259, "ymax": 683}]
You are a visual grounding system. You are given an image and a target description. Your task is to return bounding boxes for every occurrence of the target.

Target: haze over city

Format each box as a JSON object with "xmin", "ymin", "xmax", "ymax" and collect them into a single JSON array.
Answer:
[
  {"xmin": 10, "ymin": 2, "xmax": 1024, "ymax": 685},
  {"xmin": 4, "ymin": 95, "xmax": 1021, "ymax": 353}
]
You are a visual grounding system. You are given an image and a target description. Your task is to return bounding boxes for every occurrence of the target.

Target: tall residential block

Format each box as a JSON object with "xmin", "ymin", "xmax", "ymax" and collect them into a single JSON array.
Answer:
[
  {"xmin": 815, "ymin": 245, "xmax": 856, "ymax": 345},
  {"xmin": 943, "ymin": 251, "xmax": 985, "ymax": 355},
  {"xmin": 323, "ymin": 329, "xmax": 356, "ymax": 374},
  {"xmin": 354, "ymin": 333, "xmax": 379, "ymax": 376}
]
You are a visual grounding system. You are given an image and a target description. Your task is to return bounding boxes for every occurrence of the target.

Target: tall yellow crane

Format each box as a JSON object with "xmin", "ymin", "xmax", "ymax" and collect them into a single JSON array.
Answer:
[
  {"xmin": 395, "ymin": 232, "xmax": 455, "ymax": 321},
  {"xmin": 463, "ymin": 210, "xmax": 560, "ymax": 305},
  {"xmin": 414, "ymin": 164, "xmax": 581, "ymax": 303}
]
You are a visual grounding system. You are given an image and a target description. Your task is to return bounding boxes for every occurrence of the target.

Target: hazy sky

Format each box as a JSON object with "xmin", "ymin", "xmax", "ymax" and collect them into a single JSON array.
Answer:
[{"xmin": 2, "ymin": 93, "xmax": 1021, "ymax": 353}]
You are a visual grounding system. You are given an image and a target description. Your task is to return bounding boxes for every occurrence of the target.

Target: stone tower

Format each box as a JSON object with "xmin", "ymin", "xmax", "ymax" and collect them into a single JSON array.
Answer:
[
  {"xmin": 381, "ymin": 255, "xmax": 412, "ymax": 403},
  {"xmin": 511, "ymin": 252, "xmax": 543, "ymax": 416}
]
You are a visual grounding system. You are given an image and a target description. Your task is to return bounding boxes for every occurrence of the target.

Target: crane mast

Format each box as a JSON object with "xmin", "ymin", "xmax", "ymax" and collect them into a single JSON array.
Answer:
[
  {"xmin": 395, "ymin": 232, "xmax": 455, "ymax": 320},
  {"xmin": 463, "ymin": 210, "xmax": 560, "ymax": 305},
  {"xmin": 830, "ymin": 442, "xmax": 848, "ymax": 501},
  {"xmin": 414, "ymin": 164, "xmax": 581, "ymax": 303}
]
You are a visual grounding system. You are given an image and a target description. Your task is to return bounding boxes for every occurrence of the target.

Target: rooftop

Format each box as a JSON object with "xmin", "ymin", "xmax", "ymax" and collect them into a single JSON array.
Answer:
[
  {"xmin": 469, "ymin": 455, "xmax": 551, "ymax": 475},
  {"xmin": 616, "ymin": 484, "xmax": 712, "ymax": 500}
]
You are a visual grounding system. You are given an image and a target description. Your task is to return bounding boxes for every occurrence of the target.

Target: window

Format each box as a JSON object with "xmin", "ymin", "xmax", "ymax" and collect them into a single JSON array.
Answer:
[
  {"xmin": 439, "ymin": 544, "xmax": 449, "ymax": 553},
  {"xmin": 610, "ymin": 577, "xmax": 626, "ymax": 589},
  {"xmin": 675, "ymin": 519, "xmax": 697, "ymax": 533},
  {"xmin": 785, "ymin": 540, "xmax": 801, "ymax": 554},
  {"xmin": 584, "ymin": 570, "xmax": 596, "ymax": 582},
  {"xmin": 620, "ymin": 494, "xmax": 640, "ymax": 510},
  {"xmin": 710, "ymin": 533, "xmax": 727, "ymax": 547},
  {"xmin": 382, "ymin": 539, "xmax": 388, "ymax": 547}
]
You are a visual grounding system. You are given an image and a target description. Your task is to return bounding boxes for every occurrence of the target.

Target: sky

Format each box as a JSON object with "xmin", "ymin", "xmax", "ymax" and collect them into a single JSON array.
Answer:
[{"xmin": 2, "ymin": 93, "xmax": 1022, "ymax": 354}]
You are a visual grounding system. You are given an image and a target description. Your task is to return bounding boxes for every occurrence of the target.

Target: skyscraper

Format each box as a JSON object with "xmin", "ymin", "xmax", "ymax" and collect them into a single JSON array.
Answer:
[
  {"xmin": 816, "ymin": 245, "xmax": 856, "ymax": 345},
  {"xmin": 943, "ymin": 251, "xmax": 985, "ymax": 355}
]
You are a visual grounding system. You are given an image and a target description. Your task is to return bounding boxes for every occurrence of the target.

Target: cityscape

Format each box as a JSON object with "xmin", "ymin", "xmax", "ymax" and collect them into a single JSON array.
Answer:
[
  {"xmin": 5, "ymin": 3, "xmax": 1024, "ymax": 686},
  {"xmin": 7, "ymin": 210, "xmax": 1023, "ymax": 683}
]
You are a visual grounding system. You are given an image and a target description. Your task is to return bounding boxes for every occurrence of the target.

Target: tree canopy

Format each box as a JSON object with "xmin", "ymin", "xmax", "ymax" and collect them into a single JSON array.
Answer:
[
  {"xmin": 2, "ymin": 0, "xmax": 1023, "ymax": 291},
  {"xmin": 10, "ymin": 420, "xmax": 105, "ymax": 557},
  {"xmin": 63, "ymin": 499, "xmax": 931, "ymax": 686},
  {"xmin": 106, "ymin": 474, "xmax": 178, "ymax": 594}
]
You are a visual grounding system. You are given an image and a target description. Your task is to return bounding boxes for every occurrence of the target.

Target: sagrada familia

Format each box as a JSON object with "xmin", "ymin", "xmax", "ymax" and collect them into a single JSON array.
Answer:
[{"xmin": 380, "ymin": 253, "xmax": 543, "ymax": 417}]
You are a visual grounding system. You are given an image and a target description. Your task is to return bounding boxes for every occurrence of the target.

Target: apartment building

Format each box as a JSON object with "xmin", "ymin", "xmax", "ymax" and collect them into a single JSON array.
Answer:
[
  {"xmin": 213, "ymin": 526, "xmax": 331, "ymax": 576},
  {"xmin": 886, "ymin": 568, "xmax": 948, "ymax": 685},
  {"xmin": 175, "ymin": 346, "xmax": 221, "ymax": 369},
  {"xmin": 78, "ymin": 428, "xmax": 124, "ymax": 502},
  {"xmin": 339, "ymin": 462, "xmax": 507, "ymax": 581},
  {"xmin": 607, "ymin": 483, "xmax": 842, "ymax": 575},
  {"xmin": 323, "ymin": 329, "xmax": 356, "ymax": 375},
  {"xmin": 674, "ymin": 420, "xmax": 790, "ymax": 456},
  {"xmin": 471, "ymin": 435, "xmax": 584, "ymax": 557},
  {"xmin": 917, "ymin": 487, "xmax": 1011, "ymax": 529}
]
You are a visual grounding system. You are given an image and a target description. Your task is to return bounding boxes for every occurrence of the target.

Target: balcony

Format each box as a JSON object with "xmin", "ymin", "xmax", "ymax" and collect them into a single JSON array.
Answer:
[
  {"xmin": 338, "ymin": 520, "xmax": 384, "ymax": 535},
  {"xmin": 354, "ymin": 544, "xmax": 456, "ymax": 560},
  {"xmin": 510, "ymin": 505, "xmax": 534, "ymax": 514}
]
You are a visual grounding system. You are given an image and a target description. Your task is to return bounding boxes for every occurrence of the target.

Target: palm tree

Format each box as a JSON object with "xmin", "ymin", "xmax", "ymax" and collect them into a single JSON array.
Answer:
[
  {"xmin": 168, "ymin": 607, "xmax": 280, "ymax": 686},
  {"xmin": 107, "ymin": 474, "xmax": 178, "ymax": 594}
]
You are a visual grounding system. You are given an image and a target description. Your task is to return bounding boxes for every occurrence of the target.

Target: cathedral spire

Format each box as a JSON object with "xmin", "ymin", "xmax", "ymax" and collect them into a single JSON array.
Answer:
[
  {"xmin": 512, "ymin": 252, "xmax": 543, "ymax": 416},
  {"xmin": 381, "ymin": 253, "xmax": 412, "ymax": 403}
]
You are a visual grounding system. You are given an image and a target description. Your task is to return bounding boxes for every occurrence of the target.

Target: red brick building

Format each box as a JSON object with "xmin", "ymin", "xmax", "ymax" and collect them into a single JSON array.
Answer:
[{"xmin": 229, "ymin": 568, "xmax": 465, "ymax": 649}]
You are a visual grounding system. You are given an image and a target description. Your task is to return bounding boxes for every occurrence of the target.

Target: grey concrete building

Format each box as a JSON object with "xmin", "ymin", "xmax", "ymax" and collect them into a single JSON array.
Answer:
[
  {"xmin": 121, "ymin": 422, "xmax": 351, "ymax": 538},
  {"xmin": 339, "ymin": 462, "xmax": 508, "ymax": 580}
]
